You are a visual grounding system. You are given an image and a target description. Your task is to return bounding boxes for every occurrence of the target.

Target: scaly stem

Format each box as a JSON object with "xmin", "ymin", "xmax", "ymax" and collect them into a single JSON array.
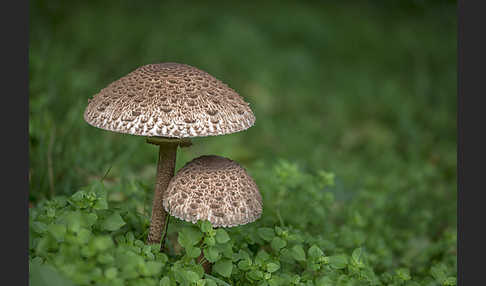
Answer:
[{"xmin": 147, "ymin": 142, "xmax": 178, "ymax": 244}]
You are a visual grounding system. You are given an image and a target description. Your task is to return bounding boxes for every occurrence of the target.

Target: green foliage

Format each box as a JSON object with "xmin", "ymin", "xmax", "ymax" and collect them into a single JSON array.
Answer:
[
  {"xmin": 29, "ymin": 260, "xmax": 76, "ymax": 286},
  {"xmin": 213, "ymin": 260, "xmax": 233, "ymax": 278},
  {"xmin": 30, "ymin": 161, "xmax": 456, "ymax": 285}
]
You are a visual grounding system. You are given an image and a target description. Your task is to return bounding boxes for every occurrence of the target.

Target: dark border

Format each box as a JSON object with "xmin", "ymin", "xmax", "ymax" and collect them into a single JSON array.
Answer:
[
  {"xmin": 457, "ymin": 0, "xmax": 462, "ymax": 284},
  {"xmin": 458, "ymin": 0, "xmax": 484, "ymax": 285},
  {"xmin": 3, "ymin": 0, "xmax": 29, "ymax": 285}
]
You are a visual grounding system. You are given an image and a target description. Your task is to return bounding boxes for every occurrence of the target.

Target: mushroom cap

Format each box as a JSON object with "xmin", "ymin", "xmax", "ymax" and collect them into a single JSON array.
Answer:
[
  {"xmin": 163, "ymin": 155, "xmax": 262, "ymax": 227},
  {"xmin": 84, "ymin": 63, "xmax": 255, "ymax": 138}
]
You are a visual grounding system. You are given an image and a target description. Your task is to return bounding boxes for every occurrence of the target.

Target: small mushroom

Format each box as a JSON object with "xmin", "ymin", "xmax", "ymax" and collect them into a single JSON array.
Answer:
[
  {"xmin": 83, "ymin": 63, "xmax": 256, "ymax": 245},
  {"xmin": 163, "ymin": 155, "xmax": 263, "ymax": 228},
  {"xmin": 163, "ymin": 155, "xmax": 262, "ymax": 273}
]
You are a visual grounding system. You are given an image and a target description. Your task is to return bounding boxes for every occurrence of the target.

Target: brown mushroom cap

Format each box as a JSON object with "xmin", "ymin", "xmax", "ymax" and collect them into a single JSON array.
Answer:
[
  {"xmin": 84, "ymin": 63, "xmax": 255, "ymax": 138},
  {"xmin": 163, "ymin": 155, "xmax": 262, "ymax": 227}
]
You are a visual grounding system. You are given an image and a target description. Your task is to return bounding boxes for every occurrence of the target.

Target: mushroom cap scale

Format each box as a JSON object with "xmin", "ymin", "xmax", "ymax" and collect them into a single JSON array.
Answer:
[
  {"xmin": 84, "ymin": 63, "xmax": 255, "ymax": 138},
  {"xmin": 163, "ymin": 155, "xmax": 262, "ymax": 227}
]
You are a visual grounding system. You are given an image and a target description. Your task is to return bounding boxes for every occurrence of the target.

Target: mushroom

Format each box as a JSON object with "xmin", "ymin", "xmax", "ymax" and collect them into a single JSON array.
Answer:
[
  {"xmin": 163, "ymin": 155, "xmax": 262, "ymax": 227},
  {"xmin": 83, "ymin": 63, "xmax": 255, "ymax": 244},
  {"xmin": 163, "ymin": 155, "xmax": 262, "ymax": 273}
]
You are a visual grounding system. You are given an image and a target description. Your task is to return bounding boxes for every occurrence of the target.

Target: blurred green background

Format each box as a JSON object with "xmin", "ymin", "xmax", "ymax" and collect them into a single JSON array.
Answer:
[
  {"xmin": 29, "ymin": 0, "xmax": 457, "ymax": 282},
  {"xmin": 29, "ymin": 0, "xmax": 456, "ymax": 201}
]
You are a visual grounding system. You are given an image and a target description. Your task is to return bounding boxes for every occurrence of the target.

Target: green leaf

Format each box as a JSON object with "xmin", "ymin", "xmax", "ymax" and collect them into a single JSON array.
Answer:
[
  {"xmin": 150, "ymin": 244, "xmax": 162, "ymax": 253},
  {"xmin": 156, "ymin": 252, "xmax": 169, "ymax": 265},
  {"xmin": 291, "ymin": 245, "xmax": 306, "ymax": 261},
  {"xmin": 204, "ymin": 246, "xmax": 221, "ymax": 263},
  {"xmin": 60, "ymin": 211, "xmax": 97, "ymax": 234},
  {"xmin": 308, "ymin": 245, "xmax": 324, "ymax": 259},
  {"xmin": 255, "ymin": 250, "xmax": 270, "ymax": 265},
  {"xmin": 125, "ymin": 232, "xmax": 135, "ymax": 243},
  {"xmin": 104, "ymin": 267, "xmax": 118, "ymax": 279},
  {"xmin": 204, "ymin": 274, "xmax": 231, "ymax": 286},
  {"xmin": 213, "ymin": 259, "xmax": 233, "ymax": 278},
  {"xmin": 268, "ymin": 277, "xmax": 282, "ymax": 286},
  {"xmin": 218, "ymin": 242, "xmax": 234, "ymax": 259},
  {"xmin": 101, "ymin": 212, "xmax": 126, "ymax": 231},
  {"xmin": 443, "ymin": 277, "xmax": 457, "ymax": 286},
  {"xmin": 97, "ymin": 253, "xmax": 115, "ymax": 264},
  {"xmin": 31, "ymin": 221, "xmax": 48, "ymax": 234},
  {"xmin": 134, "ymin": 239, "xmax": 144, "ymax": 247},
  {"xmin": 44, "ymin": 205, "xmax": 56, "ymax": 218},
  {"xmin": 247, "ymin": 270, "xmax": 264, "ymax": 281},
  {"xmin": 60, "ymin": 211, "xmax": 83, "ymax": 233},
  {"xmin": 84, "ymin": 213, "xmax": 98, "ymax": 227},
  {"xmin": 89, "ymin": 236, "xmax": 114, "ymax": 252},
  {"xmin": 200, "ymin": 221, "xmax": 213, "ymax": 233},
  {"xmin": 29, "ymin": 261, "xmax": 76, "ymax": 286},
  {"xmin": 159, "ymin": 276, "xmax": 171, "ymax": 286},
  {"xmin": 178, "ymin": 227, "xmax": 203, "ymax": 249},
  {"xmin": 238, "ymin": 259, "xmax": 252, "ymax": 271},
  {"xmin": 350, "ymin": 247, "xmax": 365, "ymax": 268},
  {"xmin": 204, "ymin": 278, "xmax": 218, "ymax": 286},
  {"xmin": 215, "ymin": 229, "xmax": 230, "ymax": 244},
  {"xmin": 258, "ymin": 227, "xmax": 275, "ymax": 242},
  {"xmin": 315, "ymin": 276, "xmax": 334, "ymax": 286},
  {"xmin": 186, "ymin": 246, "xmax": 202, "ymax": 258},
  {"xmin": 266, "ymin": 262, "xmax": 280, "ymax": 273},
  {"xmin": 329, "ymin": 255, "xmax": 348, "ymax": 269},
  {"xmin": 270, "ymin": 237, "xmax": 286, "ymax": 251},
  {"xmin": 69, "ymin": 190, "xmax": 87, "ymax": 203},
  {"xmin": 317, "ymin": 170, "xmax": 335, "ymax": 188},
  {"xmin": 93, "ymin": 195, "xmax": 108, "ymax": 210},
  {"xmin": 119, "ymin": 264, "xmax": 139, "ymax": 280},
  {"xmin": 145, "ymin": 261, "xmax": 163, "ymax": 276},
  {"xmin": 182, "ymin": 270, "xmax": 201, "ymax": 283},
  {"xmin": 308, "ymin": 262, "xmax": 320, "ymax": 271},
  {"xmin": 47, "ymin": 224, "xmax": 67, "ymax": 242},
  {"xmin": 395, "ymin": 268, "xmax": 411, "ymax": 281},
  {"xmin": 204, "ymin": 236, "xmax": 216, "ymax": 247},
  {"xmin": 430, "ymin": 264, "xmax": 449, "ymax": 283},
  {"xmin": 234, "ymin": 249, "xmax": 250, "ymax": 261}
]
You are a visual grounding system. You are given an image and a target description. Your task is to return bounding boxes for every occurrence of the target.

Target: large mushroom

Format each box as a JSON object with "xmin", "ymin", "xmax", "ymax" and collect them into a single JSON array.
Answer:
[
  {"xmin": 163, "ymin": 155, "xmax": 262, "ymax": 272},
  {"xmin": 84, "ymin": 63, "xmax": 255, "ymax": 244}
]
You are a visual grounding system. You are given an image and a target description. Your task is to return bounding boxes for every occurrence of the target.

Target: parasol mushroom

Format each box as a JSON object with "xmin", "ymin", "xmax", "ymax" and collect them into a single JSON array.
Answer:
[
  {"xmin": 163, "ymin": 155, "xmax": 263, "ymax": 272},
  {"xmin": 84, "ymin": 63, "xmax": 255, "ymax": 244}
]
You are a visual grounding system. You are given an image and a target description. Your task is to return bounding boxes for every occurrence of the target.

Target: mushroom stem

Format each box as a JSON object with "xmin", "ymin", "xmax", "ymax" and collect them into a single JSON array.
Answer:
[
  {"xmin": 147, "ymin": 136, "xmax": 192, "ymax": 148},
  {"xmin": 147, "ymin": 142, "xmax": 178, "ymax": 244}
]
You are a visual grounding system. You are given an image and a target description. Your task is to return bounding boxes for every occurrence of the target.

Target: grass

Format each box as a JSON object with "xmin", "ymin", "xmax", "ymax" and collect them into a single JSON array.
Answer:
[{"xmin": 29, "ymin": 1, "xmax": 457, "ymax": 285}]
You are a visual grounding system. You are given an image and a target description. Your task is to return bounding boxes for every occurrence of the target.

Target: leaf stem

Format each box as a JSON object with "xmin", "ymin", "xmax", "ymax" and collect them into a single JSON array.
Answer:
[
  {"xmin": 204, "ymin": 274, "xmax": 231, "ymax": 286},
  {"xmin": 160, "ymin": 215, "xmax": 170, "ymax": 253}
]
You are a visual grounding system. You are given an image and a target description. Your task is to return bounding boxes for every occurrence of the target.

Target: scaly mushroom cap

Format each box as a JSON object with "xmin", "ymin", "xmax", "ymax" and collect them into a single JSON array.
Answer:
[
  {"xmin": 84, "ymin": 63, "xmax": 255, "ymax": 138},
  {"xmin": 163, "ymin": 155, "xmax": 262, "ymax": 227}
]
